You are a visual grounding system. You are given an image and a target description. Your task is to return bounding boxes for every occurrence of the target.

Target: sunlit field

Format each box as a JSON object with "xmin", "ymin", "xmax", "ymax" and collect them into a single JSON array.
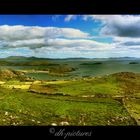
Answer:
[{"xmin": 0, "ymin": 56, "xmax": 139, "ymax": 125}]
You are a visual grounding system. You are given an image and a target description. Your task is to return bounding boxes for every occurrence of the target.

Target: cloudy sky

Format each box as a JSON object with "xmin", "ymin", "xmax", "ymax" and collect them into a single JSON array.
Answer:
[{"xmin": 0, "ymin": 15, "xmax": 140, "ymax": 58}]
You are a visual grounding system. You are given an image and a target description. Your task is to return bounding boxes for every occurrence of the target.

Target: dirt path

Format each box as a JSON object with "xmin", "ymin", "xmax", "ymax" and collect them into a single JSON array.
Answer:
[{"xmin": 18, "ymin": 70, "xmax": 49, "ymax": 73}]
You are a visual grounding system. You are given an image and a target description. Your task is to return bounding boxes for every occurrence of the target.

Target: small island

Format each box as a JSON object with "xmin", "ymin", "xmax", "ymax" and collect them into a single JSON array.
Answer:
[{"xmin": 129, "ymin": 62, "xmax": 139, "ymax": 64}]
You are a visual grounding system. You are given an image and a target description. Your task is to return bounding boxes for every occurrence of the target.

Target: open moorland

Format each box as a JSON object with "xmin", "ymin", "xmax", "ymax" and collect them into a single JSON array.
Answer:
[{"xmin": 0, "ymin": 56, "xmax": 140, "ymax": 126}]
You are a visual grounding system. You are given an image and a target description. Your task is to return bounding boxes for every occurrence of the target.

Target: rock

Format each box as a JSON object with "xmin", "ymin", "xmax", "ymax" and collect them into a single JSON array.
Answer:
[
  {"xmin": 120, "ymin": 118, "xmax": 124, "ymax": 121},
  {"xmin": 111, "ymin": 119, "xmax": 115, "ymax": 122},
  {"xmin": 12, "ymin": 122, "xmax": 16, "ymax": 126},
  {"xmin": 31, "ymin": 119, "xmax": 35, "ymax": 122},
  {"xmin": 82, "ymin": 95, "xmax": 88, "ymax": 98},
  {"xmin": 5, "ymin": 112, "xmax": 8, "ymax": 116},
  {"xmin": 51, "ymin": 123, "xmax": 57, "ymax": 126},
  {"xmin": 138, "ymin": 118, "xmax": 140, "ymax": 121},
  {"xmin": 37, "ymin": 121, "xmax": 41, "ymax": 124},
  {"xmin": 91, "ymin": 95, "xmax": 95, "ymax": 97},
  {"xmin": 60, "ymin": 121, "xmax": 69, "ymax": 126},
  {"xmin": 10, "ymin": 115, "xmax": 14, "ymax": 119}
]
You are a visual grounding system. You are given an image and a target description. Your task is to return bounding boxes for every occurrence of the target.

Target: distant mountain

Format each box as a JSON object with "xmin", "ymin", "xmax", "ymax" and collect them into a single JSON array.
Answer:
[
  {"xmin": 60, "ymin": 57, "xmax": 90, "ymax": 61},
  {"xmin": 0, "ymin": 56, "xmax": 91, "ymax": 61},
  {"xmin": 7, "ymin": 56, "xmax": 44, "ymax": 60},
  {"xmin": 0, "ymin": 56, "xmax": 48, "ymax": 61},
  {"xmin": 108, "ymin": 57, "xmax": 139, "ymax": 60},
  {"xmin": 0, "ymin": 56, "xmax": 140, "ymax": 61},
  {"xmin": 6, "ymin": 56, "xmax": 28, "ymax": 60}
]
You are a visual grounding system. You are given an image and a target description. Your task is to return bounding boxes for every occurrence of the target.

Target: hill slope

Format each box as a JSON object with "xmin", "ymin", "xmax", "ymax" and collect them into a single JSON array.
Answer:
[{"xmin": 0, "ymin": 69, "xmax": 32, "ymax": 81}]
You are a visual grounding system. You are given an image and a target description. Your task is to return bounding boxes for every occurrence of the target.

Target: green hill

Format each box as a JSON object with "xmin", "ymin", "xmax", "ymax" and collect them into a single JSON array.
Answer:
[
  {"xmin": 29, "ymin": 72, "xmax": 140, "ymax": 97},
  {"xmin": 0, "ymin": 69, "xmax": 32, "ymax": 81}
]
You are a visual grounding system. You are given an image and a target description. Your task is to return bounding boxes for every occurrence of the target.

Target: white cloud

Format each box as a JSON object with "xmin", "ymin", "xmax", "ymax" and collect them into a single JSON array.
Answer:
[
  {"xmin": 58, "ymin": 15, "xmax": 140, "ymax": 38},
  {"xmin": 52, "ymin": 15, "xmax": 61, "ymax": 21},
  {"xmin": 0, "ymin": 36, "xmax": 114, "ymax": 52},
  {"xmin": 0, "ymin": 25, "xmax": 113, "ymax": 52},
  {"xmin": 81, "ymin": 15, "xmax": 140, "ymax": 56},
  {"xmin": 112, "ymin": 36, "xmax": 140, "ymax": 51},
  {"xmin": 0, "ymin": 25, "xmax": 90, "ymax": 41},
  {"xmin": 43, "ymin": 38, "xmax": 114, "ymax": 51},
  {"xmin": 1, "ymin": 17, "xmax": 140, "ymax": 58},
  {"xmin": 3, "ymin": 39, "xmax": 46, "ymax": 49},
  {"xmin": 82, "ymin": 15, "xmax": 114, "ymax": 21},
  {"xmin": 64, "ymin": 15, "xmax": 77, "ymax": 22},
  {"xmin": 82, "ymin": 15, "xmax": 140, "ymax": 38}
]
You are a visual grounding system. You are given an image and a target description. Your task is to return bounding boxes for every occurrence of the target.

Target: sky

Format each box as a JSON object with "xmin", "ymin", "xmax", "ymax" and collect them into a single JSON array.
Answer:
[{"xmin": 0, "ymin": 15, "xmax": 140, "ymax": 58}]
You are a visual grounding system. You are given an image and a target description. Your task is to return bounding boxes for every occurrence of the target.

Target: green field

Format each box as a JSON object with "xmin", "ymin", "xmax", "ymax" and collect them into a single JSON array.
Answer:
[{"xmin": 0, "ymin": 56, "xmax": 140, "ymax": 126}]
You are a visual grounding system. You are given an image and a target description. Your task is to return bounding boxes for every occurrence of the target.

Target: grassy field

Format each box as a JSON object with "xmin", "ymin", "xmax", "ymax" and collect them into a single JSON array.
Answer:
[
  {"xmin": 123, "ymin": 98, "xmax": 140, "ymax": 125},
  {"xmin": 0, "ymin": 56, "xmax": 140, "ymax": 126},
  {"xmin": 0, "ymin": 87, "xmax": 136, "ymax": 126}
]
